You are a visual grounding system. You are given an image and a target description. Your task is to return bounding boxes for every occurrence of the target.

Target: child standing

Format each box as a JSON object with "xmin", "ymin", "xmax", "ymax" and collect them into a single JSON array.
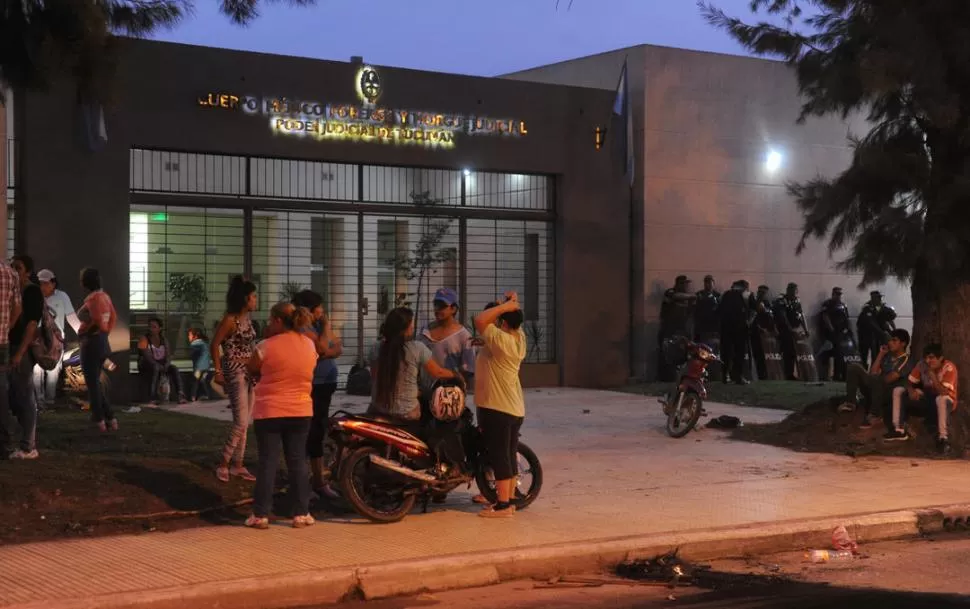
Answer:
[{"xmin": 188, "ymin": 328, "xmax": 214, "ymax": 401}]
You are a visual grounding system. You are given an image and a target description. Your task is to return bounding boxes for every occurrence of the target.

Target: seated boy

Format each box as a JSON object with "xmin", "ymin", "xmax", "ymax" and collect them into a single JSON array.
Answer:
[
  {"xmin": 885, "ymin": 343, "xmax": 959, "ymax": 455},
  {"xmin": 837, "ymin": 329, "xmax": 912, "ymax": 428}
]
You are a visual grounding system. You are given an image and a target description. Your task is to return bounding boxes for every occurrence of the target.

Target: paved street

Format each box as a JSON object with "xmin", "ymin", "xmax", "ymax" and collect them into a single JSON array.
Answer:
[
  {"xmin": 4, "ymin": 388, "xmax": 970, "ymax": 607},
  {"xmin": 318, "ymin": 534, "xmax": 970, "ymax": 608}
]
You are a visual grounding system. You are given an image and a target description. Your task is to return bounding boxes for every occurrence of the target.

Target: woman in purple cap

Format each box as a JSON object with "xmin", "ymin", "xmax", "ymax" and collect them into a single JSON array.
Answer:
[
  {"xmin": 418, "ymin": 287, "xmax": 476, "ymax": 394},
  {"xmin": 418, "ymin": 287, "xmax": 478, "ymax": 502}
]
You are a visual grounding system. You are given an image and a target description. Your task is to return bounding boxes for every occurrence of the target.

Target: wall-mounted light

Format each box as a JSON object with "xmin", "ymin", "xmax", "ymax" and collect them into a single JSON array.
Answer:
[
  {"xmin": 765, "ymin": 149, "xmax": 783, "ymax": 173},
  {"xmin": 462, "ymin": 168, "xmax": 471, "ymax": 177},
  {"xmin": 595, "ymin": 126, "xmax": 605, "ymax": 151}
]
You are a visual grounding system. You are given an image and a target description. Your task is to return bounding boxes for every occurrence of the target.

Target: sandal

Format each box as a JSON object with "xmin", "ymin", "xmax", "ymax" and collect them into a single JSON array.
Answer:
[
  {"xmin": 230, "ymin": 466, "xmax": 256, "ymax": 481},
  {"xmin": 216, "ymin": 466, "xmax": 230, "ymax": 483},
  {"xmin": 471, "ymin": 494, "xmax": 489, "ymax": 505}
]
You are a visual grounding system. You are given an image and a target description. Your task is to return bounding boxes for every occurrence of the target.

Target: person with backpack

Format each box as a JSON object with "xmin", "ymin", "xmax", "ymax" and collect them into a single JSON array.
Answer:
[
  {"xmin": 7, "ymin": 256, "xmax": 44, "ymax": 458},
  {"xmin": 33, "ymin": 270, "xmax": 73, "ymax": 407}
]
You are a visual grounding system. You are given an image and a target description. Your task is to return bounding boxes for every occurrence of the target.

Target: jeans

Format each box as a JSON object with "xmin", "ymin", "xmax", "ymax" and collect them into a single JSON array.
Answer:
[
  {"xmin": 253, "ymin": 417, "xmax": 312, "ymax": 518},
  {"xmin": 221, "ymin": 368, "xmax": 254, "ymax": 467},
  {"xmin": 306, "ymin": 382, "xmax": 337, "ymax": 459},
  {"xmin": 845, "ymin": 363, "xmax": 889, "ymax": 416},
  {"xmin": 190, "ymin": 370, "xmax": 214, "ymax": 401},
  {"xmin": 8, "ymin": 351, "xmax": 37, "ymax": 452},
  {"xmin": 33, "ymin": 359, "xmax": 63, "ymax": 405},
  {"xmin": 0, "ymin": 346, "xmax": 13, "ymax": 454},
  {"xmin": 81, "ymin": 332, "xmax": 114, "ymax": 423},
  {"xmin": 141, "ymin": 359, "xmax": 183, "ymax": 401},
  {"xmin": 891, "ymin": 386, "xmax": 953, "ymax": 439}
]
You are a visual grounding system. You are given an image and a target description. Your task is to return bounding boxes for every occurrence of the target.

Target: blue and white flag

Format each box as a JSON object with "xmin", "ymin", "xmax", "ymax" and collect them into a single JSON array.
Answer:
[{"xmin": 612, "ymin": 58, "xmax": 634, "ymax": 188}]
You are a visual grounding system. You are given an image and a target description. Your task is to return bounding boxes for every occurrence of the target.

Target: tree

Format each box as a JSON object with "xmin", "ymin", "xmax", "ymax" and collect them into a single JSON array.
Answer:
[
  {"xmin": 701, "ymin": 0, "xmax": 970, "ymax": 402},
  {"xmin": 2, "ymin": 0, "xmax": 315, "ymax": 102},
  {"xmin": 387, "ymin": 192, "xmax": 457, "ymax": 326}
]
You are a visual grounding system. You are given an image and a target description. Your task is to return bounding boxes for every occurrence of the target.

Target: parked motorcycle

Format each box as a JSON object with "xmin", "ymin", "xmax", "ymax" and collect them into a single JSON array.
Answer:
[
  {"xmin": 61, "ymin": 342, "xmax": 114, "ymax": 406},
  {"xmin": 327, "ymin": 393, "xmax": 543, "ymax": 523},
  {"xmin": 658, "ymin": 337, "xmax": 719, "ymax": 438}
]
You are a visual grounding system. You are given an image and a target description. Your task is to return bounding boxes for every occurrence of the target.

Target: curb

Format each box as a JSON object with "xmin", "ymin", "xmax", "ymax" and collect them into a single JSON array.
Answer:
[{"xmin": 8, "ymin": 502, "xmax": 970, "ymax": 609}]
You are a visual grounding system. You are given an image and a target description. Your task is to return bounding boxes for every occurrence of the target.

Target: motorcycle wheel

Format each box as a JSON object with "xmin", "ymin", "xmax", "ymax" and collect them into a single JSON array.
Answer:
[
  {"xmin": 339, "ymin": 446, "xmax": 416, "ymax": 523},
  {"xmin": 666, "ymin": 391, "xmax": 702, "ymax": 438},
  {"xmin": 474, "ymin": 442, "xmax": 543, "ymax": 511}
]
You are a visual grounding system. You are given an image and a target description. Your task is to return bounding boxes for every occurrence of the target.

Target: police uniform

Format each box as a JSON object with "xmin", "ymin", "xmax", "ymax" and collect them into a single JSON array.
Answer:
[
  {"xmin": 857, "ymin": 298, "xmax": 898, "ymax": 368},
  {"xmin": 658, "ymin": 284, "xmax": 695, "ymax": 381},
  {"xmin": 719, "ymin": 282, "xmax": 750, "ymax": 384},
  {"xmin": 694, "ymin": 288, "xmax": 721, "ymax": 343},
  {"xmin": 819, "ymin": 292, "xmax": 852, "ymax": 381},
  {"xmin": 773, "ymin": 294, "xmax": 807, "ymax": 380},
  {"xmin": 748, "ymin": 288, "xmax": 775, "ymax": 380}
]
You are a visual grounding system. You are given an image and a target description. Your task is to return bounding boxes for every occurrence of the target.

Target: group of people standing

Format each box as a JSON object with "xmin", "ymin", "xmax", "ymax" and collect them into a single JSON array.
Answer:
[
  {"xmin": 658, "ymin": 275, "xmax": 898, "ymax": 384},
  {"xmin": 0, "ymin": 258, "xmax": 118, "ymax": 459},
  {"xmin": 203, "ymin": 277, "xmax": 528, "ymax": 527}
]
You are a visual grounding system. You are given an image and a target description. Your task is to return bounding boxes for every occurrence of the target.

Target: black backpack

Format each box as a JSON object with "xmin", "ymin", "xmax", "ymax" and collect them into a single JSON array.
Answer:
[{"xmin": 345, "ymin": 364, "xmax": 372, "ymax": 396}]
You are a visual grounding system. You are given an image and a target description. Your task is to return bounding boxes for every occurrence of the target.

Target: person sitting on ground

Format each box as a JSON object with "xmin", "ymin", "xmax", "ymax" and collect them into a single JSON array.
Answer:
[
  {"xmin": 474, "ymin": 293, "xmax": 528, "ymax": 518},
  {"xmin": 369, "ymin": 307, "xmax": 462, "ymax": 423},
  {"xmin": 137, "ymin": 317, "xmax": 187, "ymax": 405},
  {"xmin": 885, "ymin": 343, "xmax": 959, "ymax": 455},
  {"xmin": 837, "ymin": 329, "xmax": 912, "ymax": 428},
  {"xmin": 187, "ymin": 327, "xmax": 213, "ymax": 402}
]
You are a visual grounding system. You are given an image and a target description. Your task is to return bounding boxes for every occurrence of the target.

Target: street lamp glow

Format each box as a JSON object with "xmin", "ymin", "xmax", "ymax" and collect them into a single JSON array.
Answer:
[{"xmin": 765, "ymin": 150, "xmax": 783, "ymax": 173}]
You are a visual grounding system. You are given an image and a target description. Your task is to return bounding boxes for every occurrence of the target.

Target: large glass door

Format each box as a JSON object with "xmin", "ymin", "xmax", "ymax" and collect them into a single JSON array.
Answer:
[
  {"xmin": 361, "ymin": 212, "xmax": 460, "ymax": 358},
  {"xmin": 251, "ymin": 210, "xmax": 359, "ymax": 382}
]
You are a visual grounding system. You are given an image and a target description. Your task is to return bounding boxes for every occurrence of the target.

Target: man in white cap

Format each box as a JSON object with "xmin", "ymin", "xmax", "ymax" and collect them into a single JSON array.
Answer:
[{"xmin": 33, "ymin": 270, "xmax": 74, "ymax": 406}]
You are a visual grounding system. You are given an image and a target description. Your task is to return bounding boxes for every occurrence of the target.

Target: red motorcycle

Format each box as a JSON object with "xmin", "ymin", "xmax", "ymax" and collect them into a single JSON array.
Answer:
[
  {"xmin": 658, "ymin": 337, "xmax": 719, "ymax": 438},
  {"xmin": 326, "ymin": 390, "xmax": 543, "ymax": 523}
]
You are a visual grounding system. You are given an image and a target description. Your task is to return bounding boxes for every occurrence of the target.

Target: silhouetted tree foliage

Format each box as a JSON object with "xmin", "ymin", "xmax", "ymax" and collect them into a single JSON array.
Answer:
[
  {"xmin": 702, "ymin": 0, "xmax": 970, "ymax": 400},
  {"xmin": 1, "ymin": 0, "xmax": 315, "ymax": 100}
]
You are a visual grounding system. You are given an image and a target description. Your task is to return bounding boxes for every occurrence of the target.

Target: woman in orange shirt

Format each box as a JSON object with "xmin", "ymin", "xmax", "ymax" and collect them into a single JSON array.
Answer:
[
  {"xmin": 76, "ymin": 267, "xmax": 118, "ymax": 432},
  {"xmin": 244, "ymin": 302, "xmax": 318, "ymax": 529}
]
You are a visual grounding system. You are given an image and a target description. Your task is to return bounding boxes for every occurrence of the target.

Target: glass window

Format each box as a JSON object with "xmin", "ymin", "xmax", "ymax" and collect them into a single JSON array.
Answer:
[
  {"xmin": 250, "ymin": 158, "xmax": 358, "ymax": 201},
  {"xmin": 251, "ymin": 210, "xmax": 359, "ymax": 384},
  {"xmin": 130, "ymin": 149, "xmax": 247, "ymax": 195},
  {"xmin": 466, "ymin": 219, "xmax": 555, "ymax": 362},
  {"xmin": 464, "ymin": 172, "xmax": 552, "ymax": 211},
  {"xmin": 128, "ymin": 205, "xmax": 245, "ymax": 365},
  {"xmin": 363, "ymin": 166, "xmax": 462, "ymax": 206}
]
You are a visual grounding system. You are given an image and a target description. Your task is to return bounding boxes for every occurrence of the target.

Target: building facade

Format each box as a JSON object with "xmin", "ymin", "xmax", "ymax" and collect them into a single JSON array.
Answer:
[
  {"xmin": 506, "ymin": 45, "xmax": 913, "ymax": 380},
  {"xmin": 10, "ymin": 40, "xmax": 631, "ymax": 399}
]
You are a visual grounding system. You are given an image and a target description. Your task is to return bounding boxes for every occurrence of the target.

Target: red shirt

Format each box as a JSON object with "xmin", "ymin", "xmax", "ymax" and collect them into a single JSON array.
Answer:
[
  {"xmin": 909, "ymin": 360, "xmax": 959, "ymax": 405},
  {"xmin": 78, "ymin": 290, "xmax": 117, "ymax": 335}
]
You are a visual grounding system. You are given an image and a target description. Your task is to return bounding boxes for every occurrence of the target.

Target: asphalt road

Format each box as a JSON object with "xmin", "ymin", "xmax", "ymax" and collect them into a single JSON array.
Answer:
[{"xmin": 314, "ymin": 534, "xmax": 970, "ymax": 608}]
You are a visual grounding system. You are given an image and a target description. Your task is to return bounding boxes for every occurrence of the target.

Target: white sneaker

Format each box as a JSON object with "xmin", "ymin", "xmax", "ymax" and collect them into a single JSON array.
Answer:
[
  {"xmin": 11, "ymin": 449, "xmax": 39, "ymax": 460},
  {"xmin": 292, "ymin": 514, "xmax": 316, "ymax": 529},
  {"xmin": 244, "ymin": 515, "xmax": 269, "ymax": 529}
]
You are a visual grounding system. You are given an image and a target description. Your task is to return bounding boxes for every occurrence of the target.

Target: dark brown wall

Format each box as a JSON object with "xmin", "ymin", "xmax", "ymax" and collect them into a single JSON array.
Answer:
[{"xmin": 17, "ymin": 39, "xmax": 630, "ymax": 389}]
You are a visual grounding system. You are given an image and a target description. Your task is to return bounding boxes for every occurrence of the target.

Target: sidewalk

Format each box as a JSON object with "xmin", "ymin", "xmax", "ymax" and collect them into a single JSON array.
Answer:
[{"xmin": 3, "ymin": 388, "xmax": 970, "ymax": 608}]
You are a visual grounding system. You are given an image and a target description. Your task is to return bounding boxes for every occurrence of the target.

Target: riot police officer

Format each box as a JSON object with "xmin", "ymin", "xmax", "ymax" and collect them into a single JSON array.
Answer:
[
  {"xmin": 857, "ymin": 291, "xmax": 898, "ymax": 368},
  {"xmin": 657, "ymin": 275, "xmax": 696, "ymax": 381},
  {"xmin": 694, "ymin": 275, "xmax": 720, "ymax": 345},
  {"xmin": 818, "ymin": 287, "xmax": 853, "ymax": 381},
  {"xmin": 748, "ymin": 285, "xmax": 774, "ymax": 380},
  {"xmin": 773, "ymin": 282, "xmax": 808, "ymax": 381},
  {"xmin": 719, "ymin": 280, "xmax": 750, "ymax": 385}
]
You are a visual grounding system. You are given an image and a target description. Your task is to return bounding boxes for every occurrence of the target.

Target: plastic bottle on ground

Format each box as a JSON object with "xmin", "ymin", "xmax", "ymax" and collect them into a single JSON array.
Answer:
[{"xmin": 806, "ymin": 549, "xmax": 854, "ymax": 563}]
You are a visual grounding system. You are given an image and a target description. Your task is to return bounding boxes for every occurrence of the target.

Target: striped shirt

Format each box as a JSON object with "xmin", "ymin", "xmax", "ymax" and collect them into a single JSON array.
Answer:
[{"xmin": 0, "ymin": 264, "xmax": 22, "ymax": 346}]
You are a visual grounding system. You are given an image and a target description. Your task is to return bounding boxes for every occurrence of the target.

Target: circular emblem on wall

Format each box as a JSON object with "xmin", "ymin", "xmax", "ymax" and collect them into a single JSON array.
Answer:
[{"xmin": 357, "ymin": 67, "xmax": 382, "ymax": 104}]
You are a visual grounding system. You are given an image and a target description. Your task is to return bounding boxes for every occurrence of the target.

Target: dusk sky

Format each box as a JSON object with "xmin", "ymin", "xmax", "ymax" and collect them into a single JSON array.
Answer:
[{"xmin": 153, "ymin": 0, "xmax": 759, "ymax": 76}]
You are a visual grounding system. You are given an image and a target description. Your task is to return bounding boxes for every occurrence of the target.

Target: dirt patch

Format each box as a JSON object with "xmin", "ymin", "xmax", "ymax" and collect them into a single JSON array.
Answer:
[
  {"xmin": 731, "ymin": 397, "xmax": 970, "ymax": 459},
  {"xmin": 0, "ymin": 407, "xmax": 265, "ymax": 544}
]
